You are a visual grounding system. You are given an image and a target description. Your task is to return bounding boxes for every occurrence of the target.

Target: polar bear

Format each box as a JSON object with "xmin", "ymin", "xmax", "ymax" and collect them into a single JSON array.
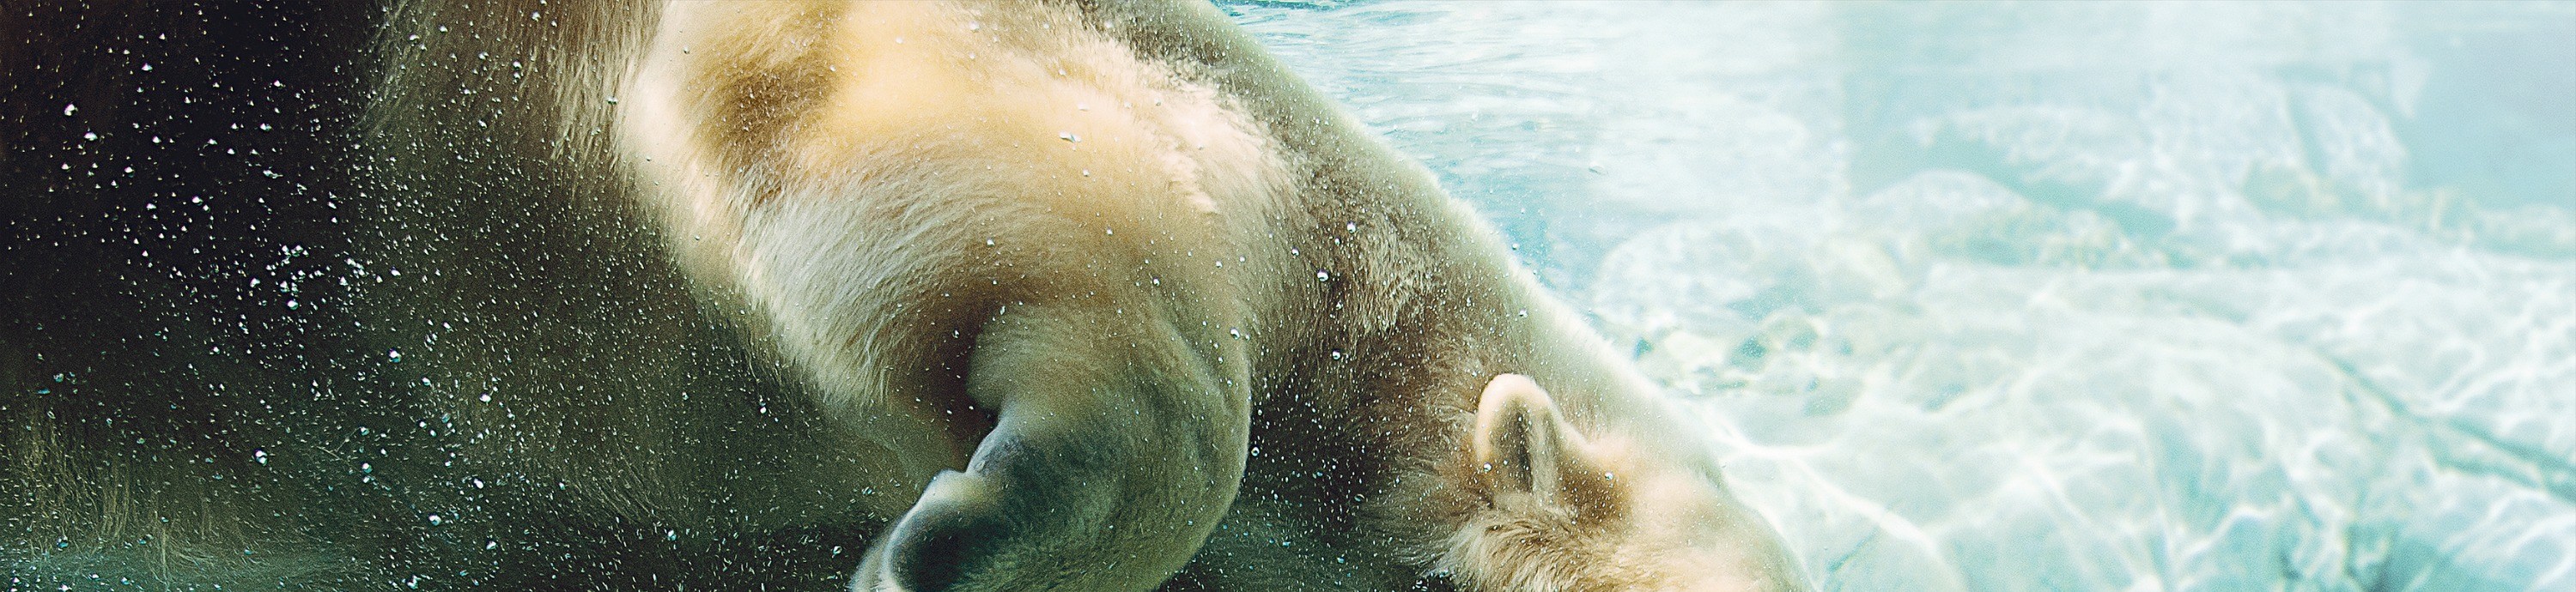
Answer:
[
  {"xmin": 11, "ymin": 1, "xmax": 1801, "ymax": 589},
  {"xmin": 588, "ymin": 3, "xmax": 1806, "ymax": 589}
]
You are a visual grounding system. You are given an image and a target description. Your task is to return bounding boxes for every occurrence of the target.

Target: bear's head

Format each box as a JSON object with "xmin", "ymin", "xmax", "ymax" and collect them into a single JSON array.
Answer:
[{"xmin": 1428, "ymin": 374, "xmax": 1805, "ymax": 592}]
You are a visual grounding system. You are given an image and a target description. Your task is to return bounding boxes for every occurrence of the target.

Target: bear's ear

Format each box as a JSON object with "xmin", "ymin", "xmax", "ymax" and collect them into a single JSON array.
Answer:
[{"xmin": 1471, "ymin": 374, "xmax": 1604, "ymax": 504}]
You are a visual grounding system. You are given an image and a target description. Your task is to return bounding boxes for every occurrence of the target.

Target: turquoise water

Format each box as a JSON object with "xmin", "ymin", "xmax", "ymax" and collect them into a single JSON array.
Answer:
[{"xmin": 1227, "ymin": 2, "xmax": 2576, "ymax": 589}]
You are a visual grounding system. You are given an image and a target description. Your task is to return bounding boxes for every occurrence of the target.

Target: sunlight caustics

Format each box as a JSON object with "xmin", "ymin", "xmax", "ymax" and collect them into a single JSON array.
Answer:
[{"xmin": 1225, "ymin": 2, "xmax": 2576, "ymax": 589}]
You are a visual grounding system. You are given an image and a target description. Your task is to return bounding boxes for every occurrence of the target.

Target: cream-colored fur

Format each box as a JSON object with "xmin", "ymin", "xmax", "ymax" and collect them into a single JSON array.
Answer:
[
  {"xmin": 358, "ymin": 1, "xmax": 1808, "ymax": 590},
  {"xmin": 617, "ymin": 3, "xmax": 1286, "ymax": 589},
  {"xmin": 1427, "ymin": 375, "xmax": 1798, "ymax": 592},
  {"xmin": 621, "ymin": 1, "xmax": 1285, "ymax": 486}
]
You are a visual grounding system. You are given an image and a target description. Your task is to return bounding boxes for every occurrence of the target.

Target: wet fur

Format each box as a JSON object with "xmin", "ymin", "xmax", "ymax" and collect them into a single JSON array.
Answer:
[{"xmin": 6, "ymin": 1, "xmax": 1803, "ymax": 589}]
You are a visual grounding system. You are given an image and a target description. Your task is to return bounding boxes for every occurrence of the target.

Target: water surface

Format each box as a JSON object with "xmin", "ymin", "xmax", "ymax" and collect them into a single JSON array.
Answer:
[{"xmin": 1225, "ymin": 2, "xmax": 2576, "ymax": 589}]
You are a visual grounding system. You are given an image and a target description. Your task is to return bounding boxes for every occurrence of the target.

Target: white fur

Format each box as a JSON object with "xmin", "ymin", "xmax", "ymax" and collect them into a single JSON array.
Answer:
[{"xmin": 617, "ymin": 2, "xmax": 1287, "ymax": 483}]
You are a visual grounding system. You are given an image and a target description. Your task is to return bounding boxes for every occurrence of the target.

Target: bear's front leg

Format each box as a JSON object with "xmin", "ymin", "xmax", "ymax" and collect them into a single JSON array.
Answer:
[{"xmin": 854, "ymin": 301, "xmax": 1248, "ymax": 591}]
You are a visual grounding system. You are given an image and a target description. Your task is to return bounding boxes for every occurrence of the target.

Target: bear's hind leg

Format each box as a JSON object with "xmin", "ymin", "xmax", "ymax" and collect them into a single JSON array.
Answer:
[{"xmin": 853, "ymin": 301, "xmax": 1248, "ymax": 591}]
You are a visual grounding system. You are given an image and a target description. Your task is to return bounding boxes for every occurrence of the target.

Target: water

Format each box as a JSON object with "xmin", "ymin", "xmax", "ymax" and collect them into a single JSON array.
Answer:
[{"xmin": 1224, "ymin": 2, "xmax": 2576, "ymax": 589}]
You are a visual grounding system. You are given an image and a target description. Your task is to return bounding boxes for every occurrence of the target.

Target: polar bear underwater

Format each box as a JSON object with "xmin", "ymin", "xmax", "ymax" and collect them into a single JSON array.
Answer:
[{"xmin": 5, "ymin": 1, "xmax": 1804, "ymax": 590}]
